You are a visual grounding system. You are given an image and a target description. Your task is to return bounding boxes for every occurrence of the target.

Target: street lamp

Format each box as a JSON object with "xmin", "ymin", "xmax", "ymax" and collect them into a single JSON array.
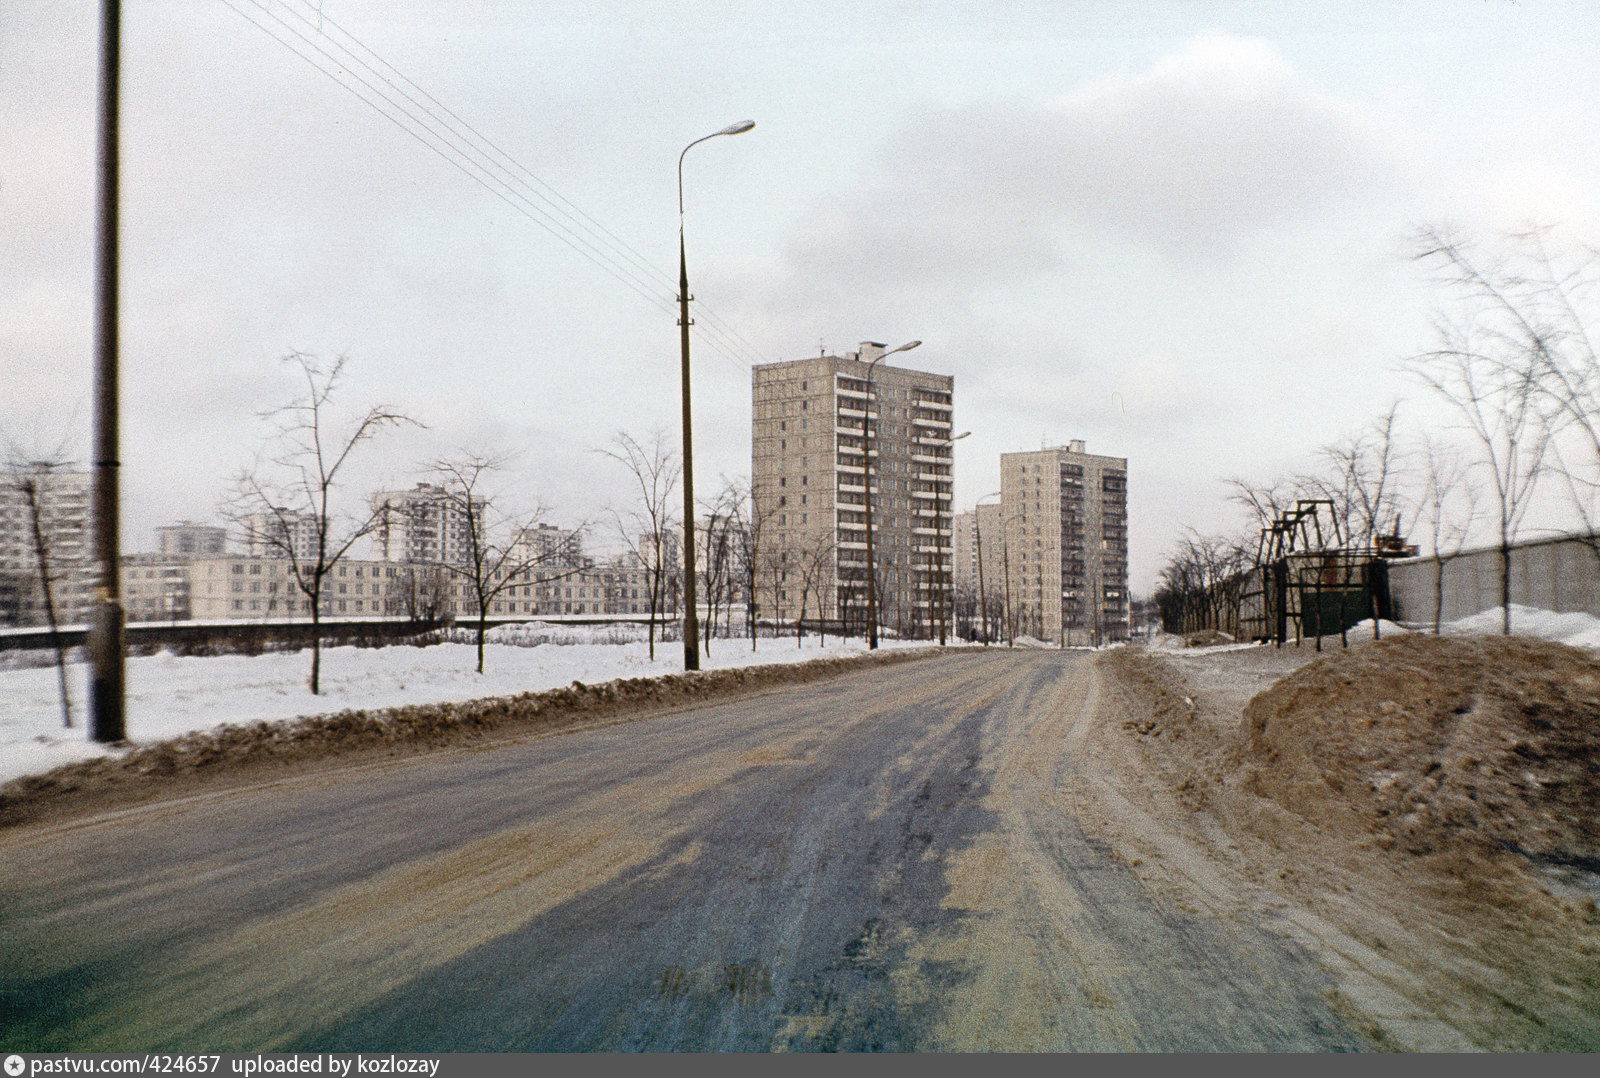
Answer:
[
  {"xmin": 974, "ymin": 490, "xmax": 1001, "ymax": 646},
  {"xmin": 861, "ymin": 339, "xmax": 921, "ymax": 650},
  {"xmin": 677, "ymin": 119, "xmax": 754, "ymax": 672},
  {"xmin": 934, "ymin": 430, "xmax": 970, "ymax": 645}
]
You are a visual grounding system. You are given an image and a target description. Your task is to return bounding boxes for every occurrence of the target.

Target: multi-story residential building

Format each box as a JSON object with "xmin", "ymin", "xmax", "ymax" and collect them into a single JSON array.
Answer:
[
  {"xmin": 510, "ymin": 522, "xmax": 585, "ymax": 567},
  {"xmin": 0, "ymin": 467, "xmax": 94, "ymax": 627},
  {"xmin": 120, "ymin": 556, "xmax": 194, "ymax": 623},
  {"xmin": 369, "ymin": 483, "xmax": 486, "ymax": 565},
  {"xmin": 242, "ymin": 508, "xmax": 321, "ymax": 561},
  {"xmin": 156, "ymin": 522, "xmax": 226, "ymax": 558},
  {"xmin": 1000, "ymin": 440, "xmax": 1129, "ymax": 645},
  {"xmin": 483, "ymin": 556, "xmax": 650, "ymax": 619},
  {"xmin": 185, "ymin": 552, "xmax": 651, "ymax": 622},
  {"xmin": 952, "ymin": 502, "xmax": 1005, "ymax": 639},
  {"xmin": 752, "ymin": 343, "xmax": 955, "ymax": 638},
  {"xmin": 189, "ymin": 556, "xmax": 453, "ymax": 620}
]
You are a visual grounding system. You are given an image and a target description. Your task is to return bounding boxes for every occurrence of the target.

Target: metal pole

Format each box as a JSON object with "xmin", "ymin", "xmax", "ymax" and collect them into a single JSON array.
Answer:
[
  {"xmin": 1002, "ymin": 517, "xmax": 1014, "ymax": 647},
  {"xmin": 675, "ymin": 121, "xmax": 753, "ymax": 671},
  {"xmin": 89, "ymin": 0, "xmax": 125, "ymax": 743},
  {"xmin": 678, "ymin": 231, "xmax": 699, "ymax": 671},
  {"xmin": 974, "ymin": 513, "xmax": 987, "ymax": 645},
  {"xmin": 862, "ymin": 355, "xmax": 882, "ymax": 650}
]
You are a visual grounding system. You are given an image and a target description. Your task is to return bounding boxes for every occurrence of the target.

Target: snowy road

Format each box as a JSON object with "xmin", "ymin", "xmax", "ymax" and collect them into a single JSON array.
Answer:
[{"xmin": 2, "ymin": 650, "xmax": 1369, "ymax": 1051}]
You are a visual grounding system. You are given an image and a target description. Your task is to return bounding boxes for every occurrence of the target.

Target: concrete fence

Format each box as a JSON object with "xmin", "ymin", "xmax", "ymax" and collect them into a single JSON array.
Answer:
[{"xmin": 1388, "ymin": 533, "xmax": 1600, "ymax": 626}]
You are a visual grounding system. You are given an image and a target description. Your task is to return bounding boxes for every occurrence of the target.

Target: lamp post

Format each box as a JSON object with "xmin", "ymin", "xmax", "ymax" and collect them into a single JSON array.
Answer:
[
  {"xmin": 861, "ymin": 339, "xmax": 921, "ymax": 650},
  {"xmin": 933, "ymin": 430, "xmax": 969, "ymax": 645},
  {"xmin": 677, "ymin": 119, "xmax": 754, "ymax": 672},
  {"xmin": 88, "ymin": 0, "xmax": 125, "ymax": 743},
  {"xmin": 974, "ymin": 490, "xmax": 1000, "ymax": 646}
]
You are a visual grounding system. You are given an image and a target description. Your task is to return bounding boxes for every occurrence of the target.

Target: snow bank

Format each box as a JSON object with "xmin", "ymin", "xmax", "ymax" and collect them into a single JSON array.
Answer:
[
  {"xmin": 1440, "ymin": 605, "xmax": 1600, "ymax": 649},
  {"xmin": 0, "ymin": 634, "xmax": 928, "ymax": 785}
]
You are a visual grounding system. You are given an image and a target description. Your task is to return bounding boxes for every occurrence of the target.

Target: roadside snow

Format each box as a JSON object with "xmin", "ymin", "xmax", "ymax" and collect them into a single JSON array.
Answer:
[{"xmin": 0, "ymin": 631, "xmax": 934, "ymax": 785}]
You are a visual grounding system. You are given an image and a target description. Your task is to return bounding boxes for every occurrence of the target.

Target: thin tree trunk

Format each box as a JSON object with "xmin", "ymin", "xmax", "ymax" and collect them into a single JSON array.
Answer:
[
  {"xmin": 310, "ymin": 601, "xmax": 322, "ymax": 694},
  {"xmin": 1433, "ymin": 556, "xmax": 1445, "ymax": 635},
  {"xmin": 1500, "ymin": 538, "xmax": 1513, "ymax": 635},
  {"xmin": 25, "ymin": 484, "xmax": 71, "ymax": 728}
]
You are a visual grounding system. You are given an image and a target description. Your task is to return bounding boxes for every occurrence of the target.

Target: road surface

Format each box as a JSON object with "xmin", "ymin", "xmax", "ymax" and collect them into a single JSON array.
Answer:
[{"xmin": 2, "ymin": 649, "xmax": 1368, "ymax": 1051}]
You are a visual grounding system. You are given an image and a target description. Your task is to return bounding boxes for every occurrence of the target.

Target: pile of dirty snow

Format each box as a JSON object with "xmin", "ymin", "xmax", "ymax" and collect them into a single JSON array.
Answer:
[{"xmin": 1237, "ymin": 633, "xmax": 1600, "ymax": 867}]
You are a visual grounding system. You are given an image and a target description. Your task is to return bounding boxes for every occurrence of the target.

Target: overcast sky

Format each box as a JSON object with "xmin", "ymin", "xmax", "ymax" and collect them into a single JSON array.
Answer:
[{"xmin": 4, "ymin": 0, "xmax": 1599, "ymax": 591}]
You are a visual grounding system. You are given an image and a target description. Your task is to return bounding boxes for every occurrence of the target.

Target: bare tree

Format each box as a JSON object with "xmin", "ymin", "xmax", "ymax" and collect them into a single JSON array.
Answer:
[
  {"xmin": 1154, "ymin": 530, "xmax": 1252, "ymax": 637},
  {"xmin": 421, "ymin": 452, "xmax": 585, "ymax": 674},
  {"xmin": 598, "ymin": 430, "xmax": 679, "ymax": 662},
  {"xmin": 1306, "ymin": 403, "xmax": 1408, "ymax": 548},
  {"xmin": 695, "ymin": 488, "xmax": 735, "ymax": 658},
  {"xmin": 1412, "ymin": 434, "xmax": 1481, "ymax": 633},
  {"xmin": 795, "ymin": 529, "xmax": 836, "ymax": 647},
  {"xmin": 722, "ymin": 475, "xmax": 767, "ymax": 651},
  {"xmin": 394, "ymin": 563, "xmax": 449, "ymax": 623},
  {"xmin": 2, "ymin": 448, "xmax": 76, "ymax": 728},
  {"xmin": 1224, "ymin": 474, "xmax": 1305, "ymax": 537},
  {"xmin": 1437, "ymin": 228, "xmax": 1600, "ymax": 569},
  {"xmin": 1410, "ymin": 228, "xmax": 1561, "ymax": 633},
  {"xmin": 226, "ymin": 352, "xmax": 418, "ymax": 693}
]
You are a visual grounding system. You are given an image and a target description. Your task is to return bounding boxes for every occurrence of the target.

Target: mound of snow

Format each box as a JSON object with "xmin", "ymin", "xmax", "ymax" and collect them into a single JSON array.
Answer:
[{"xmin": 1442, "ymin": 605, "xmax": 1600, "ymax": 650}]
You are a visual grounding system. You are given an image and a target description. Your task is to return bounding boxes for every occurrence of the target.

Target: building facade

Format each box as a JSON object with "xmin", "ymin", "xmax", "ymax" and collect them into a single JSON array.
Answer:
[
  {"xmin": 242, "ymin": 509, "xmax": 322, "ymax": 561},
  {"xmin": 184, "ymin": 553, "xmax": 652, "ymax": 621},
  {"xmin": 369, "ymin": 483, "xmax": 486, "ymax": 565},
  {"xmin": 952, "ymin": 501, "xmax": 1005, "ymax": 640},
  {"xmin": 156, "ymin": 522, "xmax": 226, "ymax": 558},
  {"xmin": 999, "ymin": 440, "xmax": 1129, "ymax": 644},
  {"xmin": 121, "ymin": 556, "xmax": 194, "ymax": 623},
  {"xmin": 0, "ymin": 467, "xmax": 94, "ymax": 628},
  {"xmin": 752, "ymin": 343, "xmax": 955, "ymax": 638}
]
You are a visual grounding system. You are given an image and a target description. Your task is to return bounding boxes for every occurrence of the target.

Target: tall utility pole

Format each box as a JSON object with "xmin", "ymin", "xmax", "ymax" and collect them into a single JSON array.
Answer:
[
  {"xmin": 89, "ymin": 0, "xmax": 125, "ymax": 743},
  {"xmin": 860, "ymin": 340, "xmax": 920, "ymax": 649},
  {"xmin": 677, "ymin": 119, "xmax": 754, "ymax": 672}
]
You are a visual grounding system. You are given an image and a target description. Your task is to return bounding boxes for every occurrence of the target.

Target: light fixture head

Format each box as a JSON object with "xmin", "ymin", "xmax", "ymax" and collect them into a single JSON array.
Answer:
[{"xmin": 718, "ymin": 120, "xmax": 757, "ymax": 136}]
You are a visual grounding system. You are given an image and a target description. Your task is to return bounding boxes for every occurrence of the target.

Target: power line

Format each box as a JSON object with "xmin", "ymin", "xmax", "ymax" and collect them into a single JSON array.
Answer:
[{"xmin": 218, "ymin": 0, "xmax": 770, "ymax": 372}]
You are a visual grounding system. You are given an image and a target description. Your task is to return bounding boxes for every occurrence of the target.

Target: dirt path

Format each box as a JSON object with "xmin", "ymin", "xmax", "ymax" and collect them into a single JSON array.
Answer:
[{"xmin": 1088, "ymin": 640, "xmax": 1600, "ymax": 1051}]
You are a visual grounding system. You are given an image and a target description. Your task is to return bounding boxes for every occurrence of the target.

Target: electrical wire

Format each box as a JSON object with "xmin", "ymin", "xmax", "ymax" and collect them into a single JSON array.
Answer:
[{"xmin": 218, "ymin": 0, "xmax": 770, "ymax": 373}]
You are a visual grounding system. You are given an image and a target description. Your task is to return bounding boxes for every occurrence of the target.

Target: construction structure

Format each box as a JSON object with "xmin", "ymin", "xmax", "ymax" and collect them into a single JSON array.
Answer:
[
  {"xmin": 1164, "ymin": 499, "xmax": 1416, "ymax": 646},
  {"xmin": 752, "ymin": 343, "xmax": 956, "ymax": 638}
]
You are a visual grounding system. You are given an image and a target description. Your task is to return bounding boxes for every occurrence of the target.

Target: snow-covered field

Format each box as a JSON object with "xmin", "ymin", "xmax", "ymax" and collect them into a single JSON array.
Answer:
[{"xmin": 0, "ymin": 625, "xmax": 936, "ymax": 784}]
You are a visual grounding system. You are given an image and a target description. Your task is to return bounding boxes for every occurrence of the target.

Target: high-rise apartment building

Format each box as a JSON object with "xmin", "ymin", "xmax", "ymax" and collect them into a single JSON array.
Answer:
[
  {"xmin": 242, "ymin": 508, "xmax": 322, "ymax": 562},
  {"xmin": 156, "ymin": 522, "xmax": 227, "ymax": 558},
  {"xmin": 952, "ymin": 501, "xmax": 1005, "ymax": 640},
  {"xmin": 0, "ymin": 467, "xmax": 94, "ymax": 627},
  {"xmin": 752, "ymin": 343, "xmax": 955, "ymax": 638},
  {"xmin": 510, "ymin": 522, "xmax": 585, "ymax": 567},
  {"xmin": 1000, "ymin": 440, "xmax": 1129, "ymax": 644},
  {"xmin": 369, "ymin": 483, "xmax": 486, "ymax": 565}
]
